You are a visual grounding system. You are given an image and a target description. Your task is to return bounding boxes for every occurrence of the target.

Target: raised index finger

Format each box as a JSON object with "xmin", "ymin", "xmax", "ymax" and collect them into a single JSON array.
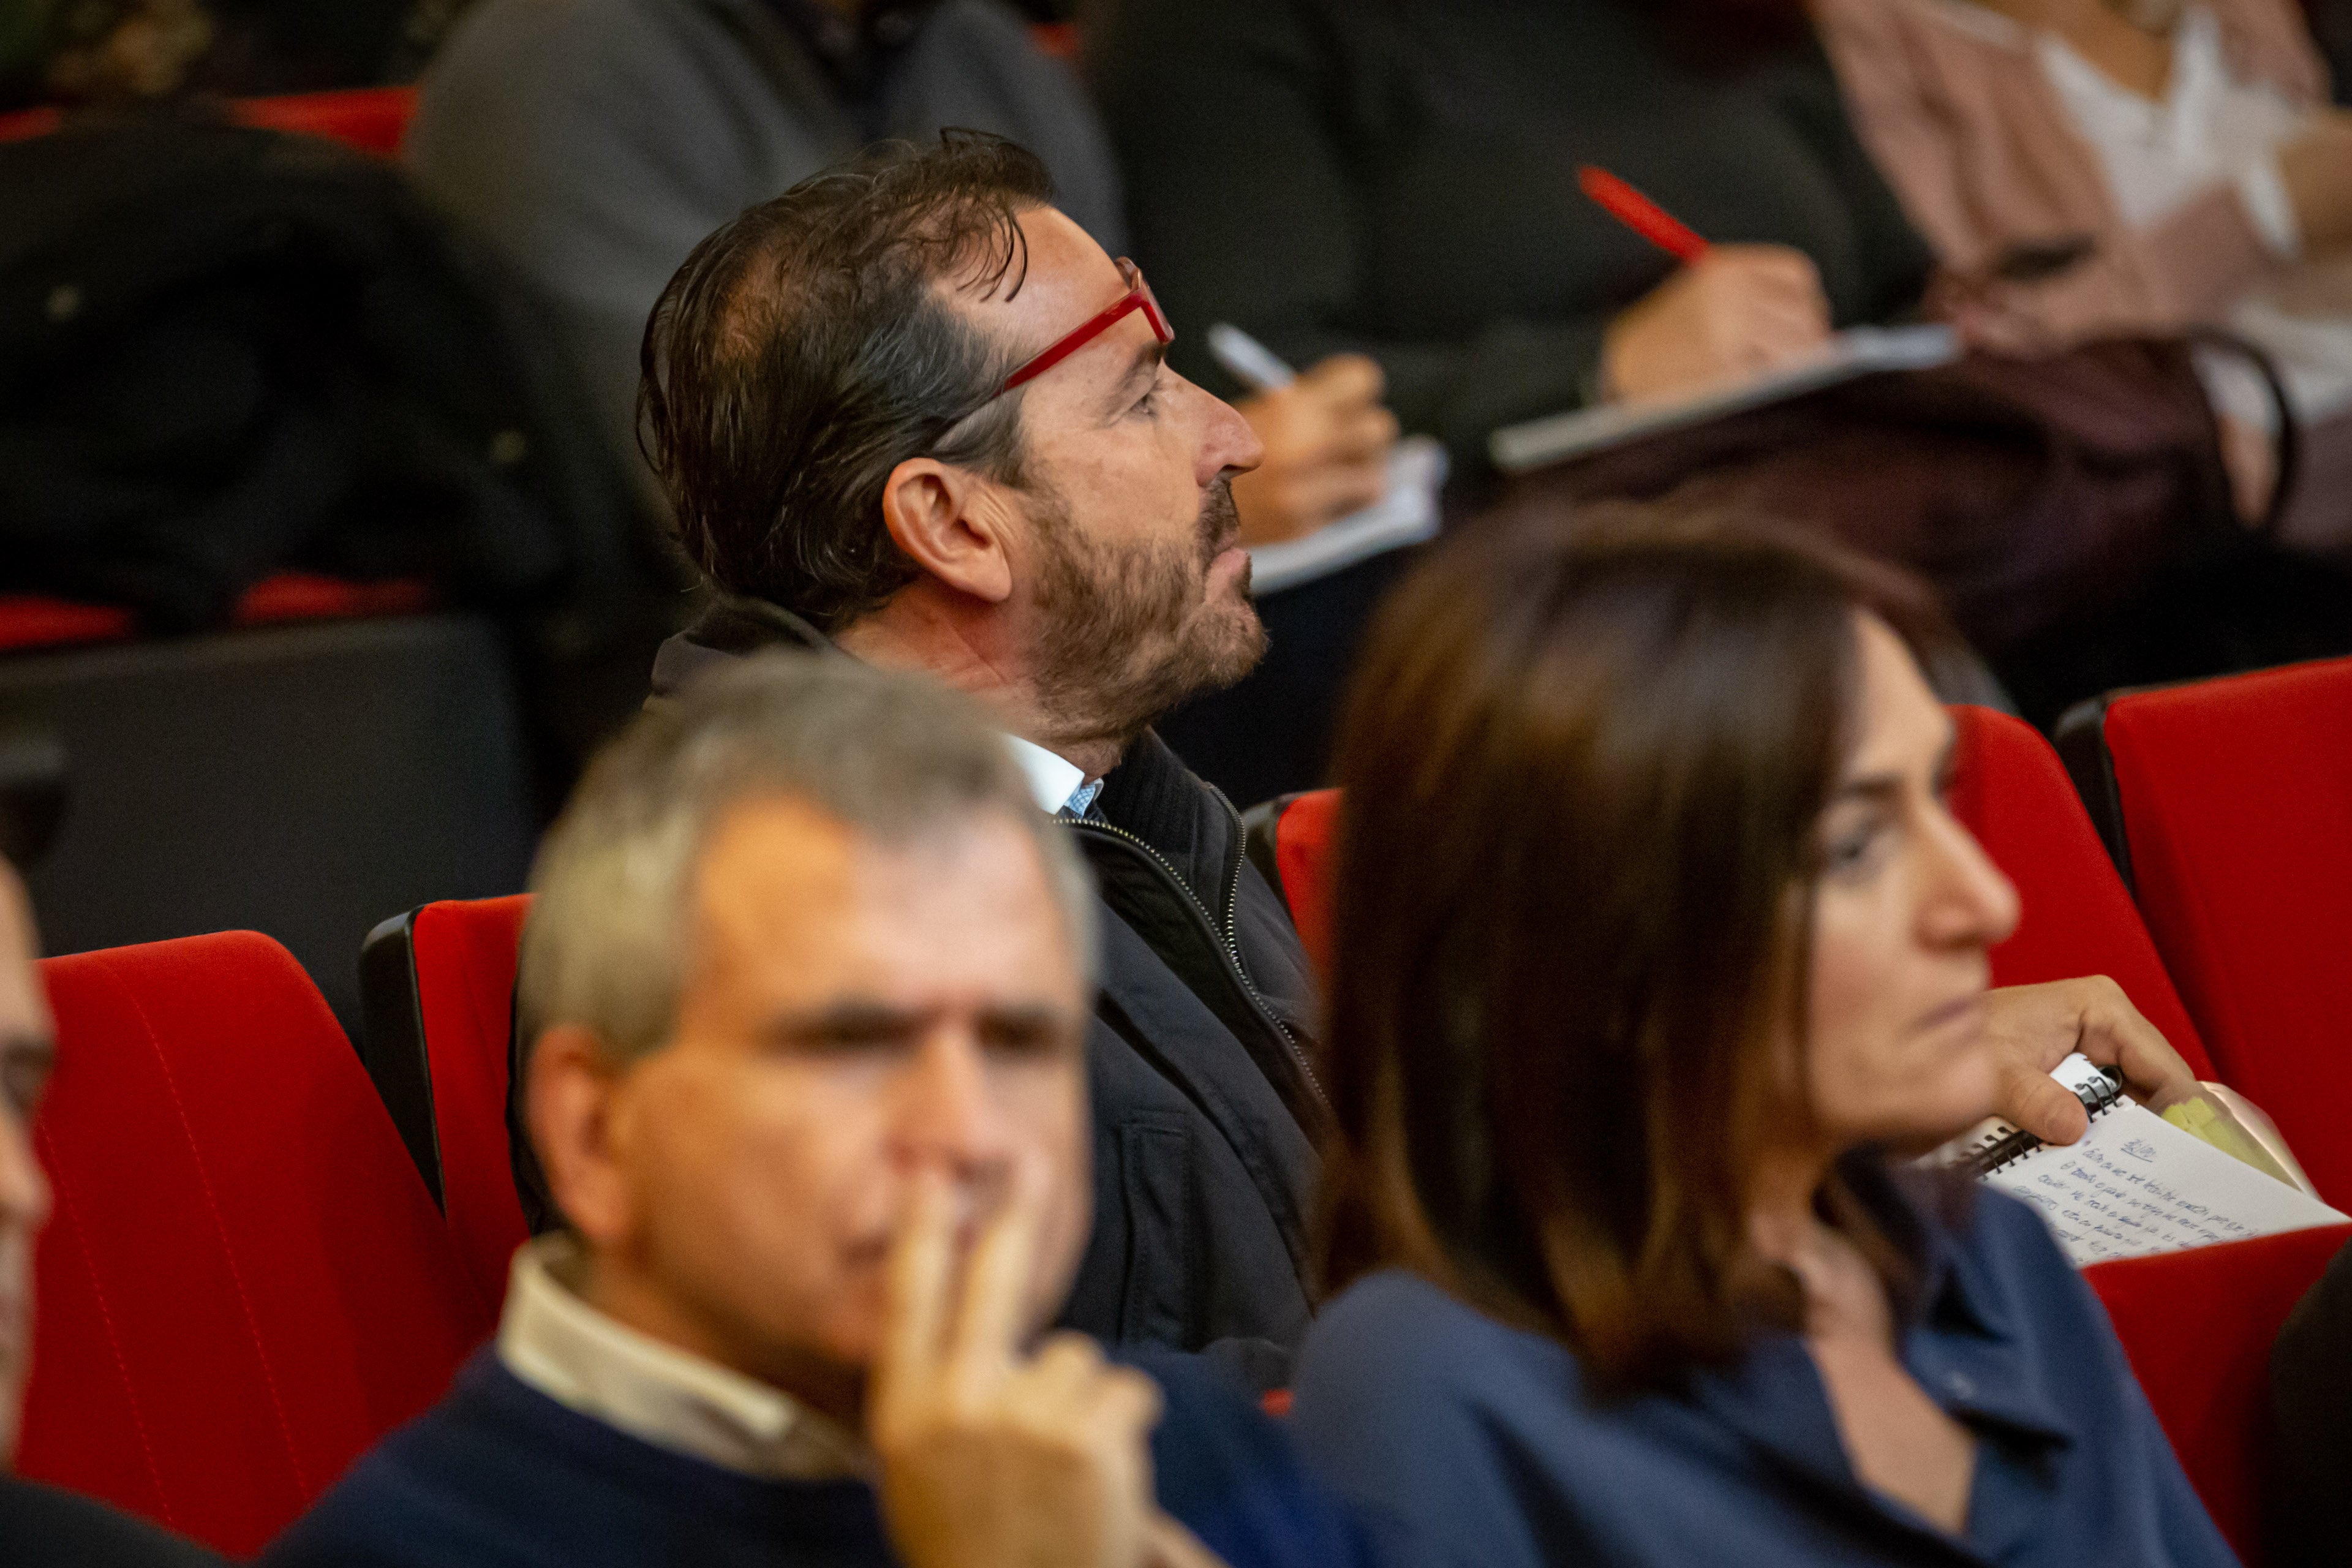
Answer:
[
  {"xmin": 875, "ymin": 1166, "xmax": 956, "ymax": 1426},
  {"xmin": 946, "ymin": 1154, "xmax": 1047, "ymax": 1385}
]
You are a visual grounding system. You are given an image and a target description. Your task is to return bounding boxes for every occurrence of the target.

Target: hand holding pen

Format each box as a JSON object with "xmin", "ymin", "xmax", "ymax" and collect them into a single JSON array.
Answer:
[
  {"xmin": 1207, "ymin": 324, "xmax": 1398, "ymax": 547},
  {"xmin": 1577, "ymin": 165, "xmax": 1834, "ymax": 404}
]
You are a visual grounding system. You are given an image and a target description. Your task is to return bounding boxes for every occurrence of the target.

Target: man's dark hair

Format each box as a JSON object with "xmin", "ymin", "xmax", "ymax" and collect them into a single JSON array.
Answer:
[{"xmin": 639, "ymin": 132, "xmax": 1057, "ymax": 633}]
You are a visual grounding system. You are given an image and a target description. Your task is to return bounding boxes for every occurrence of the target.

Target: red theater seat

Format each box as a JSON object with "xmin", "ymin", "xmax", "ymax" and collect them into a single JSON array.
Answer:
[
  {"xmin": 1944, "ymin": 706, "xmax": 2215, "ymax": 1078},
  {"xmin": 2081, "ymin": 659, "xmax": 2352, "ymax": 1207},
  {"xmin": 230, "ymin": 86, "xmax": 418, "ymax": 157},
  {"xmin": 361, "ymin": 897, "xmax": 536, "ymax": 1310},
  {"xmin": 1247, "ymin": 710, "xmax": 2223, "ymax": 1084},
  {"xmin": 0, "ymin": 573, "xmax": 435, "ymax": 655},
  {"xmin": 17, "ymin": 932, "xmax": 491, "ymax": 1557},
  {"xmin": 1242, "ymin": 790, "xmax": 1340, "ymax": 979},
  {"xmin": 2086, "ymin": 1221, "xmax": 2352, "ymax": 1566},
  {"xmin": 0, "ymin": 86, "xmax": 418, "ymax": 156}
]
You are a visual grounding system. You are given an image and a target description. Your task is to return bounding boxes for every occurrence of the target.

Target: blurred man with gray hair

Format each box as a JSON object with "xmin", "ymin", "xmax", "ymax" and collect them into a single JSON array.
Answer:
[{"xmin": 265, "ymin": 655, "xmax": 1362, "ymax": 1568}]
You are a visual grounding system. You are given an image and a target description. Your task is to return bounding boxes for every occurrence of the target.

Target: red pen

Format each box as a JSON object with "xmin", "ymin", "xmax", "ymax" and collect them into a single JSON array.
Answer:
[{"xmin": 1577, "ymin": 166, "xmax": 1709, "ymax": 264}]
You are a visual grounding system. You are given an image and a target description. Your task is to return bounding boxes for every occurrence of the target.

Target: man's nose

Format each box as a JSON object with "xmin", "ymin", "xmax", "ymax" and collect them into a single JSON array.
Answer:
[
  {"xmin": 1194, "ymin": 380, "xmax": 1264, "ymax": 486},
  {"xmin": 889, "ymin": 1030, "xmax": 1012, "ymax": 1175}
]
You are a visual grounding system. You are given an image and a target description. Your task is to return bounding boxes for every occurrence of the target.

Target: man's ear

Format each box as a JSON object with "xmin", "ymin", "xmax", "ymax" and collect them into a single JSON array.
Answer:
[
  {"xmin": 879, "ymin": 456, "xmax": 1018, "ymax": 605},
  {"xmin": 527, "ymin": 1024, "xmax": 634, "ymax": 1245}
]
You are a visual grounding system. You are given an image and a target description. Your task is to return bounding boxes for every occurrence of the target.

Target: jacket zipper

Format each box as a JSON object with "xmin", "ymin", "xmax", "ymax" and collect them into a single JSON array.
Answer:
[{"xmin": 1071, "ymin": 816, "xmax": 1329, "ymax": 1113}]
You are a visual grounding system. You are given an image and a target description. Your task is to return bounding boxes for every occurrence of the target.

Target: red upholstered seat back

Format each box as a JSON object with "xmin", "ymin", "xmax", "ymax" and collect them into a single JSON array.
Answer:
[
  {"xmin": 2086, "ymin": 1221, "xmax": 2352, "ymax": 1566},
  {"xmin": 1944, "ymin": 706, "xmax": 2214, "ymax": 1079},
  {"xmin": 1270, "ymin": 715, "xmax": 2222, "ymax": 1079},
  {"xmin": 1270, "ymin": 790, "xmax": 1340, "ymax": 979},
  {"xmin": 2101, "ymin": 658, "xmax": 2352, "ymax": 1206},
  {"xmin": 410, "ymin": 895, "xmax": 535, "ymax": 1306},
  {"xmin": 0, "ymin": 86, "xmax": 419, "ymax": 155},
  {"xmin": 18, "ymin": 932, "xmax": 491, "ymax": 1557}
]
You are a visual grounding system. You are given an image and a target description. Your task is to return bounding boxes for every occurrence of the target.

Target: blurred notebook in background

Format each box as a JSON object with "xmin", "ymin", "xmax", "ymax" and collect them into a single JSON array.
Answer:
[
  {"xmin": 1488, "ymin": 325, "xmax": 1959, "ymax": 474},
  {"xmin": 1932, "ymin": 1055, "xmax": 2346, "ymax": 1267},
  {"xmin": 1248, "ymin": 435, "xmax": 1447, "ymax": 595}
]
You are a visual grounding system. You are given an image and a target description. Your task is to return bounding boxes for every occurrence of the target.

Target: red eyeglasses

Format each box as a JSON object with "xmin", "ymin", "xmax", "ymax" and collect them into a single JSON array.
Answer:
[{"xmin": 998, "ymin": 257, "xmax": 1174, "ymax": 393}]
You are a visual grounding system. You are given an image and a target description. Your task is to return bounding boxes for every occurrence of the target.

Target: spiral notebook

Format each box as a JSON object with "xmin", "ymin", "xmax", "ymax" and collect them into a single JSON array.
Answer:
[{"xmin": 1939, "ymin": 1055, "xmax": 2346, "ymax": 1267}]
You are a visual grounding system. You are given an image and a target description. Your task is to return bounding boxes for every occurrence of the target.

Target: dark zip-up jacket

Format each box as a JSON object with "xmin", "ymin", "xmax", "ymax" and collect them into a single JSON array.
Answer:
[{"xmin": 511, "ymin": 599, "xmax": 1324, "ymax": 1390}]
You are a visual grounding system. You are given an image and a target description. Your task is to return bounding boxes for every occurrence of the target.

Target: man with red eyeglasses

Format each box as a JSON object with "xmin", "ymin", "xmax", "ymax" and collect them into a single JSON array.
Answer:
[{"xmin": 494, "ymin": 130, "xmax": 1327, "ymax": 1392}]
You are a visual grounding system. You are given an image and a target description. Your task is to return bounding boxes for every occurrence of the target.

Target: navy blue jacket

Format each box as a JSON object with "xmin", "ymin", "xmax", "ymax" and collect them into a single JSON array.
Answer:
[
  {"xmin": 1292, "ymin": 1162, "xmax": 2239, "ymax": 1568},
  {"xmin": 262, "ymin": 1348, "xmax": 1365, "ymax": 1568}
]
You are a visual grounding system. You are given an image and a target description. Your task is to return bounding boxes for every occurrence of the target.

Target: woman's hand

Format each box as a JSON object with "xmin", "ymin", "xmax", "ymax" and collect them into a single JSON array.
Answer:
[
  {"xmin": 1978, "ymin": 976, "xmax": 2199, "ymax": 1145},
  {"xmin": 1231, "ymin": 355, "xmax": 1400, "ymax": 547},
  {"xmin": 1600, "ymin": 245, "xmax": 1833, "ymax": 405},
  {"xmin": 872, "ymin": 1167, "xmax": 1169, "ymax": 1568},
  {"xmin": 2277, "ymin": 110, "xmax": 2352, "ymax": 255}
]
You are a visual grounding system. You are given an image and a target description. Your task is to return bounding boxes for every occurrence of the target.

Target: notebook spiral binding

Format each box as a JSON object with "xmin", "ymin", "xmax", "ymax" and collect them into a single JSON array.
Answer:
[{"xmin": 1956, "ymin": 1069, "xmax": 2125, "ymax": 1181}]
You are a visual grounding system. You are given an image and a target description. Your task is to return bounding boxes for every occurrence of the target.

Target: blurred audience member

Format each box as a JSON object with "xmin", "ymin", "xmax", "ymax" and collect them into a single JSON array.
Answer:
[
  {"xmin": 1087, "ymin": 0, "xmax": 1936, "ymax": 466},
  {"xmin": 265, "ymin": 657, "xmax": 1361, "ymax": 1568},
  {"xmin": 405, "ymin": 0, "xmax": 1390, "ymax": 546},
  {"xmin": 1817, "ymin": 0, "xmax": 2352, "ymax": 547},
  {"xmin": 0, "ymin": 862, "xmax": 223, "ymax": 1565},
  {"xmin": 2269, "ymin": 1234, "xmax": 2352, "ymax": 1559},
  {"xmin": 1288, "ymin": 512, "xmax": 2236, "ymax": 1568}
]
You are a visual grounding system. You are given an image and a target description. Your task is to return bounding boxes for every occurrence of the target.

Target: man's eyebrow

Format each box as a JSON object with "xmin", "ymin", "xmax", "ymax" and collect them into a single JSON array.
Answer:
[
  {"xmin": 766, "ymin": 1001, "xmax": 922, "ymax": 1041},
  {"xmin": 976, "ymin": 1001, "xmax": 1076, "ymax": 1034},
  {"xmin": 1106, "ymin": 338, "xmax": 1169, "ymax": 404}
]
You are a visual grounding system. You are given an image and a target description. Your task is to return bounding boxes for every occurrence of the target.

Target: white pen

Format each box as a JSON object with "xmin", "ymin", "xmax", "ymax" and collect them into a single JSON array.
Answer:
[{"xmin": 1206, "ymin": 322, "xmax": 1297, "ymax": 393}]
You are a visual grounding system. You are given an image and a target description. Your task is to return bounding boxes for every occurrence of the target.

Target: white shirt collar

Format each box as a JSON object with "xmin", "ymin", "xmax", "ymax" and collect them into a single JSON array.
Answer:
[
  {"xmin": 1003, "ymin": 734, "xmax": 1091, "ymax": 815},
  {"xmin": 496, "ymin": 1235, "xmax": 869, "ymax": 1481}
]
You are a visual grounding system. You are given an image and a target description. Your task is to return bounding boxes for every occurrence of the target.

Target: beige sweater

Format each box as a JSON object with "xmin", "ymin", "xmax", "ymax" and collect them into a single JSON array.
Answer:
[{"xmin": 1814, "ymin": 0, "xmax": 2331, "ymax": 346}]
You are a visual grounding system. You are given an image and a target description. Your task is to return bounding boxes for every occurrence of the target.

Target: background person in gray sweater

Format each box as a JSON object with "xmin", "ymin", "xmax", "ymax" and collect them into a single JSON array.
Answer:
[{"xmin": 405, "ymin": 0, "xmax": 1395, "ymax": 551}]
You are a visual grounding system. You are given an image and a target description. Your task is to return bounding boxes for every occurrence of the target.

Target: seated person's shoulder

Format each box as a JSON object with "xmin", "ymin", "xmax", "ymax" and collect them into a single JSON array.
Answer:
[
  {"xmin": 1942, "ymin": 1181, "xmax": 2103, "ymax": 1313},
  {"xmin": 0, "ymin": 1475, "xmax": 227, "ymax": 1567},
  {"xmin": 1297, "ymin": 1268, "xmax": 1561, "ymax": 1409}
]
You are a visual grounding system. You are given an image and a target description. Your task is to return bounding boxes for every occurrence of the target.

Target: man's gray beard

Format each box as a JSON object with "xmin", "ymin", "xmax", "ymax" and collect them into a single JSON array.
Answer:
[{"xmin": 1025, "ymin": 477, "xmax": 1268, "ymax": 749}]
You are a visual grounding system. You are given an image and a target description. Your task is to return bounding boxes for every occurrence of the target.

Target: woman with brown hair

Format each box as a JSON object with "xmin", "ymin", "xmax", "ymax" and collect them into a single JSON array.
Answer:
[{"xmin": 1287, "ymin": 510, "xmax": 2237, "ymax": 1567}]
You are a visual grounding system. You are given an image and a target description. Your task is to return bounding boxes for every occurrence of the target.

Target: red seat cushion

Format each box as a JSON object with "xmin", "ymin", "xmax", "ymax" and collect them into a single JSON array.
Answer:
[
  {"xmin": 229, "ymin": 87, "xmax": 418, "ymax": 158},
  {"xmin": 0, "ymin": 89, "xmax": 416, "ymax": 156},
  {"xmin": 1271, "ymin": 790, "xmax": 1340, "ymax": 979},
  {"xmin": 2086, "ymin": 1221, "xmax": 2352, "ymax": 1566},
  {"xmin": 0, "ymin": 575, "xmax": 435, "ymax": 654},
  {"xmin": 17, "ymin": 932, "xmax": 491, "ymax": 1556},
  {"xmin": 410, "ymin": 896, "xmax": 535, "ymax": 1309},
  {"xmin": 1278, "ymin": 714, "xmax": 2221, "ymax": 1083},
  {"xmin": 2101, "ymin": 658, "xmax": 2352, "ymax": 1207},
  {"xmin": 1945, "ymin": 705, "xmax": 2215, "ymax": 1079}
]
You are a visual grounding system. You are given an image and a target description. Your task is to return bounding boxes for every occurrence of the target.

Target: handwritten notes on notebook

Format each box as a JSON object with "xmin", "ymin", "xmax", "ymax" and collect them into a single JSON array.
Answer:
[{"xmin": 1985, "ymin": 1098, "xmax": 2347, "ymax": 1266}]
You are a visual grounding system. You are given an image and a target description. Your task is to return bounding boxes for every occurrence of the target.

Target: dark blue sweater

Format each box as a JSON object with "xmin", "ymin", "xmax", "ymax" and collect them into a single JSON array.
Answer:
[
  {"xmin": 262, "ymin": 1348, "xmax": 1366, "ymax": 1568},
  {"xmin": 1292, "ymin": 1166, "xmax": 2239, "ymax": 1568}
]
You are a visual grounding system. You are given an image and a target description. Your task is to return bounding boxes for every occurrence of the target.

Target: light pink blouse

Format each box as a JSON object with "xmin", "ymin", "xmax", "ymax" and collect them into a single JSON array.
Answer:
[{"xmin": 1813, "ymin": 0, "xmax": 2331, "ymax": 346}]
